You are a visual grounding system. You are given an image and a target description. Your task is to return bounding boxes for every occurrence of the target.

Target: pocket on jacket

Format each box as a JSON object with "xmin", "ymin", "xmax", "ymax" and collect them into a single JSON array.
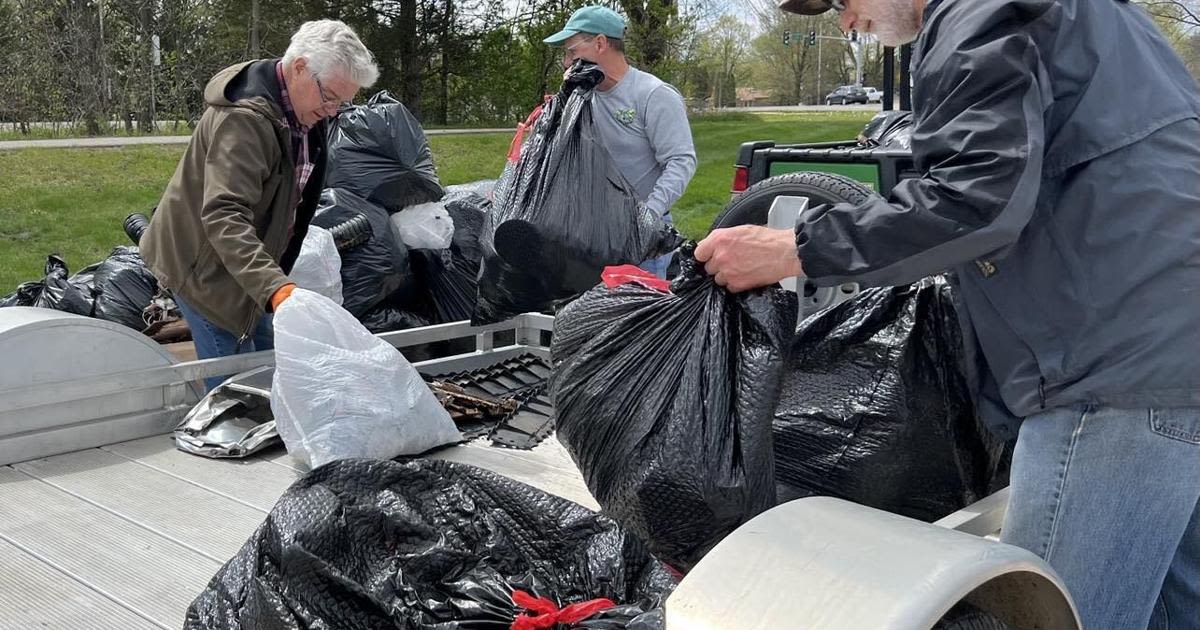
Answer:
[{"xmin": 1149, "ymin": 408, "xmax": 1200, "ymax": 445}]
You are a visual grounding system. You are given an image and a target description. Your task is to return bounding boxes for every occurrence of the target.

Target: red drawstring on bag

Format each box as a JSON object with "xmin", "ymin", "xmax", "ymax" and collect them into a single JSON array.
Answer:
[
  {"xmin": 506, "ymin": 95, "xmax": 553, "ymax": 162},
  {"xmin": 509, "ymin": 590, "xmax": 616, "ymax": 630},
  {"xmin": 601, "ymin": 265, "xmax": 672, "ymax": 293}
]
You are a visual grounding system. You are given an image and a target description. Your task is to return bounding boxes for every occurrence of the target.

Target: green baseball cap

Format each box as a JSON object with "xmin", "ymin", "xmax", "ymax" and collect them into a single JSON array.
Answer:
[{"xmin": 543, "ymin": 6, "xmax": 627, "ymax": 45}]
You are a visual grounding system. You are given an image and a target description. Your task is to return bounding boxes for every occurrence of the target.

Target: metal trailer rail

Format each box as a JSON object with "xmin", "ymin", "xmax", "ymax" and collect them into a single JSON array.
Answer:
[{"xmin": 0, "ymin": 307, "xmax": 1079, "ymax": 629}]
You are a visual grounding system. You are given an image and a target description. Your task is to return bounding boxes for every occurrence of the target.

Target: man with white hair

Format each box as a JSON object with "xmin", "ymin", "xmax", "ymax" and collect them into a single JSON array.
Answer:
[
  {"xmin": 697, "ymin": 0, "xmax": 1200, "ymax": 627},
  {"xmin": 142, "ymin": 19, "xmax": 378, "ymax": 391}
]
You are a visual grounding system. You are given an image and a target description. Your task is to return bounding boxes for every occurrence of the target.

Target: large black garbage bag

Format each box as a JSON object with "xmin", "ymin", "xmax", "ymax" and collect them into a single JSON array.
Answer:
[
  {"xmin": 184, "ymin": 459, "xmax": 676, "ymax": 630},
  {"xmin": 358, "ymin": 300, "xmax": 430, "ymax": 333},
  {"xmin": 410, "ymin": 192, "xmax": 489, "ymax": 323},
  {"xmin": 774, "ymin": 276, "xmax": 1006, "ymax": 520},
  {"xmin": 472, "ymin": 62, "xmax": 682, "ymax": 325},
  {"xmin": 92, "ymin": 247, "xmax": 158, "ymax": 330},
  {"xmin": 0, "ymin": 255, "xmax": 93, "ymax": 315},
  {"xmin": 550, "ymin": 247, "xmax": 796, "ymax": 570},
  {"xmin": 312, "ymin": 188, "xmax": 412, "ymax": 318},
  {"xmin": 326, "ymin": 91, "xmax": 443, "ymax": 211}
]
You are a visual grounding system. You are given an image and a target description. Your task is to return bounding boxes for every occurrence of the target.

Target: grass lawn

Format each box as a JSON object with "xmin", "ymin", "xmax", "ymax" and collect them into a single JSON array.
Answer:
[{"xmin": 0, "ymin": 111, "xmax": 872, "ymax": 292}]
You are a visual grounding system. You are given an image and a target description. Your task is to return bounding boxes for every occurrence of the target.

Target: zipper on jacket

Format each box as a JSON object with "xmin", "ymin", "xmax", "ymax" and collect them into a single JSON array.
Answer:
[{"xmin": 1038, "ymin": 377, "xmax": 1047, "ymax": 409}]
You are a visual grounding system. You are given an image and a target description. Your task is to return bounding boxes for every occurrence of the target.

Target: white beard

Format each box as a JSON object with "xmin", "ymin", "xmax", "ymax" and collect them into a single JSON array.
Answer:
[{"xmin": 868, "ymin": 0, "xmax": 922, "ymax": 47}]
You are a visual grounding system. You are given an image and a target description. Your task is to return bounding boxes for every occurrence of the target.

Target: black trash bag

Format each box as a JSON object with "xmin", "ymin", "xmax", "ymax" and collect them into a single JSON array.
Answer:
[
  {"xmin": 774, "ymin": 276, "xmax": 1006, "ymax": 520},
  {"xmin": 35, "ymin": 255, "xmax": 95, "ymax": 316},
  {"xmin": 184, "ymin": 458, "xmax": 676, "ymax": 630},
  {"xmin": 326, "ymin": 91, "xmax": 443, "ymax": 212},
  {"xmin": 473, "ymin": 62, "xmax": 682, "ymax": 325},
  {"xmin": 0, "ymin": 255, "xmax": 93, "ymax": 315},
  {"xmin": 91, "ymin": 247, "xmax": 158, "ymax": 330},
  {"xmin": 410, "ymin": 192, "xmax": 489, "ymax": 323},
  {"xmin": 550, "ymin": 246, "xmax": 796, "ymax": 570},
  {"xmin": 859, "ymin": 110, "xmax": 913, "ymax": 150},
  {"xmin": 312, "ymin": 188, "xmax": 413, "ymax": 318},
  {"xmin": 358, "ymin": 300, "xmax": 430, "ymax": 333}
]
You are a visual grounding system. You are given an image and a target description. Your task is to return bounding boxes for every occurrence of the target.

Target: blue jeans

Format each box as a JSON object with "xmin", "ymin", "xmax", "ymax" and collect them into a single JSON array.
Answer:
[
  {"xmin": 1001, "ymin": 404, "xmax": 1200, "ymax": 630},
  {"xmin": 175, "ymin": 296, "xmax": 273, "ymax": 393}
]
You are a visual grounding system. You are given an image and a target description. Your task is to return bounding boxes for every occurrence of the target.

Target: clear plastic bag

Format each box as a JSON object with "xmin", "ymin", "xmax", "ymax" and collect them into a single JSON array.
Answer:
[
  {"xmin": 270, "ymin": 288, "xmax": 461, "ymax": 469},
  {"xmin": 391, "ymin": 201, "xmax": 455, "ymax": 250},
  {"xmin": 288, "ymin": 226, "xmax": 343, "ymax": 305}
]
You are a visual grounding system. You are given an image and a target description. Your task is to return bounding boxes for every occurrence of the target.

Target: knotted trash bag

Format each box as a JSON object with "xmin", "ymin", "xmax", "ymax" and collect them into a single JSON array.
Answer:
[
  {"xmin": 551, "ymin": 247, "xmax": 796, "ymax": 570},
  {"xmin": 270, "ymin": 288, "xmax": 460, "ymax": 469},
  {"xmin": 409, "ymin": 192, "xmax": 489, "ymax": 323},
  {"xmin": 774, "ymin": 276, "xmax": 1006, "ymax": 520},
  {"xmin": 472, "ymin": 62, "xmax": 682, "ymax": 325},
  {"xmin": 325, "ymin": 90, "xmax": 444, "ymax": 211},
  {"xmin": 183, "ymin": 458, "xmax": 677, "ymax": 629},
  {"xmin": 312, "ymin": 188, "xmax": 412, "ymax": 318},
  {"xmin": 0, "ymin": 255, "xmax": 94, "ymax": 316},
  {"xmin": 93, "ymin": 246, "xmax": 158, "ymax": 330}
]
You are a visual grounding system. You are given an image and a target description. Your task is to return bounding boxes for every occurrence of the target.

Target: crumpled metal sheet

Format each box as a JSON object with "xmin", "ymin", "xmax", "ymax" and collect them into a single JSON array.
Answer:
[{"xmin": 174, "ymin": 367, "xmax": 279, "ymax": 459}]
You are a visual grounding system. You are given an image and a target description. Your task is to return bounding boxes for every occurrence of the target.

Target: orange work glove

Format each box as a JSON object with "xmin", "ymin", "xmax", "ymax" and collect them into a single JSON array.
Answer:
[{"xmin": 270, "ymin": 283, "xmax": 296, "ymax": 312}]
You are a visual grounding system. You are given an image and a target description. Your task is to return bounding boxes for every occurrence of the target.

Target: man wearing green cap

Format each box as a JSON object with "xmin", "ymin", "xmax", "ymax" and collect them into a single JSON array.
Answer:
[{"xmin": 544, "ymin": 5, "xmax": 696, "ymax": 278}]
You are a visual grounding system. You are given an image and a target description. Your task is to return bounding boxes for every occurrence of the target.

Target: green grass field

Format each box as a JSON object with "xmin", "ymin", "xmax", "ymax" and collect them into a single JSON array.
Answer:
[{"xmin": 0, "ymin": 111, "xmax": 871, "ymax": 291}]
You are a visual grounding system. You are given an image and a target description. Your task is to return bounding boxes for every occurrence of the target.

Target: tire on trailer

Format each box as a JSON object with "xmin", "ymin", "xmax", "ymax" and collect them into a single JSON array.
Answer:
[
  {"xmin": 713, "ymin": 171, "xmax": 876, "ymax": 316},
  {"xmin": 933, "ymin": 603, "xmax": 1010, "ymax": 630}
]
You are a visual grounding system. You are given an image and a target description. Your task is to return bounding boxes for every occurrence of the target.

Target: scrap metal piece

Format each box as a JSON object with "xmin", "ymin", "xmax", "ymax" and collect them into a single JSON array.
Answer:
[{"xmin": 174, "ymin": 367, "xmax": 280, "ymax": 458}]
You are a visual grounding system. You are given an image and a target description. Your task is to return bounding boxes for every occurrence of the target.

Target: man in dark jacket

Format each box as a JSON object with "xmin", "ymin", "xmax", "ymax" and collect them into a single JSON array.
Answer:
[
  {"xmin": 141, "ymin": 20, "xmax": 377, "ymax": 391},
  {"xmin": 698, "ymin": 0, "xmax": 1200, "ymax": 626}
]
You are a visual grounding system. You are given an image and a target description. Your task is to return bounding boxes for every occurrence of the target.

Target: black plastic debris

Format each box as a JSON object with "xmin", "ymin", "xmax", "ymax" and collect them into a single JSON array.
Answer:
[
  {"xmin": 184, "ymin": 459, "xmax": 676, "ymax": 630},
  {"xmin": 312, "ymin": 188, "xmax": 412, "ymax": 318},
  {"xmin": 551, "ymin": 248, "xmax": 796, "ymax": 570},
  {"xmin": 859, "ymin": 110, "xmax": 913, "ymax": 150},
  {"xmin": 358, "ymin": 299, "xmax": 430, "ymax": 333},
  {"xmin": 472, "ymin": 62, "xmax": 682, "ymax": 325},
  {"xmin": 774, "ymin": 276, "xmax": 1007, "ymax": 520},
  {"xmin": 325, "ymin": 91, "xmax": 444, "ymax": 212},
  {"xmin": 489, "ymin": 390, "xmax": 556, "ymax": 450},
  {"xmin": 91, "ymin": 246, "xmax": 159, "ymax": 331},
  {"xmin": 0, "ymin": 255, "xmax": 94, "ymax": 316}
]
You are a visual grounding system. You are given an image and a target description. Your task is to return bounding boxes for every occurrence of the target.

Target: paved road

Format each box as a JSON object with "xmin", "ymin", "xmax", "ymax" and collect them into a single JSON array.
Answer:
[{"xmin": 0, "ymin": 127, "xmax": 514, "ymax": 151}]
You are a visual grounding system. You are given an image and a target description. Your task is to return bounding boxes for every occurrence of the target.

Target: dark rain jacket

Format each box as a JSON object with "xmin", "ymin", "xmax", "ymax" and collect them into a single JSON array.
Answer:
[{"xmin": 795, "ymin": 0, "xmax": 1200, "ymax": 436}]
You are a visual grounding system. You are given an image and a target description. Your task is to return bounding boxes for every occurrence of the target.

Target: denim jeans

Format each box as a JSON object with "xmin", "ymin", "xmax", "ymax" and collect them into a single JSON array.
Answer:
[
  {"xmin": 1000, "ymin": 404, "xmax": 1200, "ymax": 630},
  {"xmin": 175, "ymin": 296, "xmax": 273, "ymax": 393}
]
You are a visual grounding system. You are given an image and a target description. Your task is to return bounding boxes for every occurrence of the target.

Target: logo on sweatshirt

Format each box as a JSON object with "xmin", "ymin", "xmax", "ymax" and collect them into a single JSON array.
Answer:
[{"xmin": 612, "ymin": 108, "xmax": 637, "ymax": 125}]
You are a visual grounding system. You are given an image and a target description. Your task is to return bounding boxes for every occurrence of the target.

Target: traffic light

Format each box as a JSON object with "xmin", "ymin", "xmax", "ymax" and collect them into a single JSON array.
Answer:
[
  {"xmin": 808, "ymin": 30, "xmax": 816, "ymax": 46},
  {"xmin": 783, "ymin": 31, "xmax": 791, "ymax": 46}
]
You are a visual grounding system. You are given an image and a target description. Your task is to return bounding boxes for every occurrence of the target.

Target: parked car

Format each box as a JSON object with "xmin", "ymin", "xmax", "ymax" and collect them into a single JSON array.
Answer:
[
  {"xmin": 864, "ymin": 87, "xmax": 883, "ymax": 103},
  {"xmin": 824, "ymin": 85, "xmax": 868, "ymax": 105}
]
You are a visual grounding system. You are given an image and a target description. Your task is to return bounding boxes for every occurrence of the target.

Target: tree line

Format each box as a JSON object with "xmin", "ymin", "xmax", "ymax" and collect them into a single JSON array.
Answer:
[{"xmin": 0, "ymin": 0, "xmax": 1196, "ymax": 134}]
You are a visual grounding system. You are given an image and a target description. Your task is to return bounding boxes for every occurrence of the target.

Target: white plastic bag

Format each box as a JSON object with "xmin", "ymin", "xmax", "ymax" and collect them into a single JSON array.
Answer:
[
  {"xmin": 391, "ymin": 201, "xmax": 455, "ymax": 249},
  {"xmin": 288, "ymin": 225, "xmax": 342, "ymax": 304},
  {"xmin": 270, "ymin": 288, "xmax": 461, "ymax": 468}
]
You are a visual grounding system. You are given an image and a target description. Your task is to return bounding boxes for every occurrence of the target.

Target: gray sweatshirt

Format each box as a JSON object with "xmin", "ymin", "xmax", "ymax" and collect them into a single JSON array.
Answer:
[{"xmin": 591, "ymin": 66, "xmax": 697, "ymax": 218}]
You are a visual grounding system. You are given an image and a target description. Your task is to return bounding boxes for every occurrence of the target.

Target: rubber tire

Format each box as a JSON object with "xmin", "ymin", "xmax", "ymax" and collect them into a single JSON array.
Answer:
[
  {"xmin": 713, "ymin": 171, "xmax": 875, "ymax": 230},
  {"xmin": 841, "ymin": 97, "xmax": 847, "ymax": 105},
  {"xmin": 933, "ymin": 603, "xmax": 1009, "ymax": 630},
  {"xmin": 826, "ymin": 99, "xmax": 833, "ymax": 106}
]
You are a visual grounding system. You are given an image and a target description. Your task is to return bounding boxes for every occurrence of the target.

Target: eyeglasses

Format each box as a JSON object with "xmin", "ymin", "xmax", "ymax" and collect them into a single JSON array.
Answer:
[
  {"xmin": 562, "ymin": 36, "xmax": 597, "ymax": 62},
  {"xmin": 312, "ymin": 72, "xmax": 351, "ymax": 112}
]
